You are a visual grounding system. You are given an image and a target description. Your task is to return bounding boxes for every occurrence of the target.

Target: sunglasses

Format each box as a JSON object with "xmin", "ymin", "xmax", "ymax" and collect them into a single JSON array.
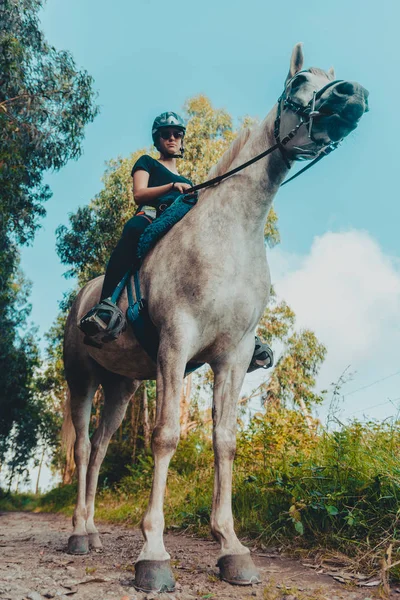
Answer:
[{"xmin": 159, "ymin": 130, "xmax": 184, "ymax": 140}]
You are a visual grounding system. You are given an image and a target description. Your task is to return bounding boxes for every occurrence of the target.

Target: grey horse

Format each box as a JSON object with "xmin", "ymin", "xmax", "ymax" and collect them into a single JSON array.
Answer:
[{"xmin": 62, "ymin": 44, "xmax": 369, "ymax": 592}]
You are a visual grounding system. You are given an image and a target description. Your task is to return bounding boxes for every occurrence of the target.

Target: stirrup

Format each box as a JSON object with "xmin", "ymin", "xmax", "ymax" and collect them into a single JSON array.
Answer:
[
  {"xmin": 78, "ymin": 298, "xmax": 126, "ymax": 347},
  {"xmin": 247, "ymin": 336, "xmax": 274, "ymax": 373}
]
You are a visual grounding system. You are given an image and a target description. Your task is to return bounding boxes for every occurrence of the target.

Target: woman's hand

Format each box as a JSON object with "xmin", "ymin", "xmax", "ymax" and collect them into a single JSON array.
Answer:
[{"xmin": 172, "ymin": 182, "xmax": 192, "ymax": 194}]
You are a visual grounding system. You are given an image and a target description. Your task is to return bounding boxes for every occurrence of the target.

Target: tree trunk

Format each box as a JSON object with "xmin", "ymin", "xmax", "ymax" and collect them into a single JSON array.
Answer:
[
  {"xmin": 180, "ymin": 374, "xmax": 192, "ymax": 439},
  {"xmin": 297, "ymin": 397, "xmax": 315, "ymax": 432},
  {"xmin": 143, "ymin": 383, "xmax": 150, "ymax": 451},
  {"xmin": 62, "ymin": 443, "xmax": 75, "ymax": 485},
  {"xmin": 93, "ymin": 388, "xmax": 103, "ymax": 429},
  {"xmin": 35, "ymin": 446, "xmax": 45, "ymax": 494},
  {"xmin": 131, "ymin": 395, "xmax": 141, "ymax": 462}
]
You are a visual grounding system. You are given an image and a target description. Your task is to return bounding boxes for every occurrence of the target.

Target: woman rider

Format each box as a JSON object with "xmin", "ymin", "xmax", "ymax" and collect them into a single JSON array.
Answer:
[{"xmin": 79, "ymin": 111, "xmax": 273, "ymax": 372}]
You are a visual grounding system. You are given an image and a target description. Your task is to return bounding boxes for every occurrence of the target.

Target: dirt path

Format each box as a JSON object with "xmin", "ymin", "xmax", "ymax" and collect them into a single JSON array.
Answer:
[{"xmin": 0, "ymin": 512, "xmax": 391, "ymax": 600}]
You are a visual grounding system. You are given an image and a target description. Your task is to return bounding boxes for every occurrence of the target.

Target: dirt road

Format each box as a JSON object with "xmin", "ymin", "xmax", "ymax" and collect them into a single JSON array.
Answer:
[{"xmin": 0, "ymin": 512, "xmax": 390, "ymax": 600}]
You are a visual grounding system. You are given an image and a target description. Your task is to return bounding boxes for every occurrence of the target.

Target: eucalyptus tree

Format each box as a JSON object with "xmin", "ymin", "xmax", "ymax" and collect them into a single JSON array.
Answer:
[
  {"xmin": 0, "ymin": 0, "xmax": 98, "ymax": 481},
  {"xmin": 0, "ymin": 0, "xmax": 98, "ymax": 244}
]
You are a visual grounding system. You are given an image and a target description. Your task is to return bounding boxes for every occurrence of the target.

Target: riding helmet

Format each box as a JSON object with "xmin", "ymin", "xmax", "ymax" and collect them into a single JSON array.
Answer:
[{"xmin": 152, "ymin": 112, "xmax": 186, "ymax": 152}]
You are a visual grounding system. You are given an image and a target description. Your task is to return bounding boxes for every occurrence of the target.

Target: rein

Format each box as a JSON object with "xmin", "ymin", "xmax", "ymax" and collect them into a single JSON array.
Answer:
[{"xmin": 187, "ymin": 73, "xmax": 343, "ymax": 194}]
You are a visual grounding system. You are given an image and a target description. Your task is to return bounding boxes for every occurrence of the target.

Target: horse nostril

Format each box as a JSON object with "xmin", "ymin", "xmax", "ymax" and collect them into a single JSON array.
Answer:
[
  {"xmin": 334, "ymin": 81, "xmax": 355, "ymax": 96},
  {"xmin": 344, "ymin": 102, "xmax": 364, "ymax": 121}
]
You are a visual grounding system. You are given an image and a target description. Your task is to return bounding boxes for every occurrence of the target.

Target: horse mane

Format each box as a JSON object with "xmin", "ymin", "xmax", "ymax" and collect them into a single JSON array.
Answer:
[{"xmin": 206, "ymin": 127, "xmax": 252, "ymax": 182}]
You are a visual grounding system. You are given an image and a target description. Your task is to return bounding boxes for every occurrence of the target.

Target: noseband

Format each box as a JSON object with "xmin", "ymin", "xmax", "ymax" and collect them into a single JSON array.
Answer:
[{"xmin": 188, "ymin": 73, "xmax": 347, "ymax": 194}]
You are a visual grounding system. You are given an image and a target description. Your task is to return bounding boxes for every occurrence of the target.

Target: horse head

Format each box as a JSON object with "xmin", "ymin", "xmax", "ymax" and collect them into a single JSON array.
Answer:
[{"xmin": 277, "ymin": 43, "xmax": 369, "ymax": 161}]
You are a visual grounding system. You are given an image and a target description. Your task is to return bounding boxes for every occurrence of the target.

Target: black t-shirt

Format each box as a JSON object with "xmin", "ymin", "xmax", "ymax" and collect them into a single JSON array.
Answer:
[{"xmin": 131, "ymin": 155, "xmax": 193, "ymax": 188}]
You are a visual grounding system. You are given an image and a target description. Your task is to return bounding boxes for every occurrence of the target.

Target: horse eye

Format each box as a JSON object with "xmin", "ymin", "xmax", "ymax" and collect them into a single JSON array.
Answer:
[{"xmin": 291, "ymin": 74, "xmax": 308, "ymax": 89}]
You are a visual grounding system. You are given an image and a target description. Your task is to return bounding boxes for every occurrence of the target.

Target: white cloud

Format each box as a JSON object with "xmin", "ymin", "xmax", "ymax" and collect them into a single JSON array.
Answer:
[{"xmin": 268, "ymin": 231, "xmax": 400, "ymax": 420}]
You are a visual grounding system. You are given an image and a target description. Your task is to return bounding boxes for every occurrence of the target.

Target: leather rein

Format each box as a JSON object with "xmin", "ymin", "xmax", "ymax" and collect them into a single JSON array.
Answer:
[{"xmin": 187, "ymin": 72, "xmax": 344, "ymax": 194}]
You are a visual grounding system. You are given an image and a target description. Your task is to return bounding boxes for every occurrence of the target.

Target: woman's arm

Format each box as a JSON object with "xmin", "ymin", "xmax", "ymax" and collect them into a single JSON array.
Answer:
[
  {"xmin": 133, "ymin": 170, "xmax": 173, "ymax": 206},
  {"xmin": 133, "ymin": 170, "xmax": 191, "ymax": 206}
]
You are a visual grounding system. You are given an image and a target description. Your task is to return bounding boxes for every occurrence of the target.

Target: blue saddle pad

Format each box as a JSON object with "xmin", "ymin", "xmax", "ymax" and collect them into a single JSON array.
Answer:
[{"xmin": 137, "ymin": 192, "xmax": 198, "ymax": 261}]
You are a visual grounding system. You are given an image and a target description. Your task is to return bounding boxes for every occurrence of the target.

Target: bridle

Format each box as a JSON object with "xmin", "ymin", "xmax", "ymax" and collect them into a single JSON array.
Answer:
[
  {"xmin": 188, "ymin": 71, "xmax": 346, "ymax": 194},
  {"xmin": 273, "ymin": 70, "xmax": 345, "ymax": 182}
]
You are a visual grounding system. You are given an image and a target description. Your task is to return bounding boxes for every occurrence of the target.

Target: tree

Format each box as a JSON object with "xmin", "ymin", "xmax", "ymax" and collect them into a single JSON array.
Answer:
[
  {"xmin": 0, "ymin": 0, "xmax": 98, "ymax": 484},
  {"xmin": 256, "ymin": 288, "xmax": 327, "ymax": 417},
  {"xmin": 0, "ymin": 247, "xmax": 41, "ymax": 484},
  {"xmin": 0, "ymin": 0, "xmax": 99, "ymax": 245}
]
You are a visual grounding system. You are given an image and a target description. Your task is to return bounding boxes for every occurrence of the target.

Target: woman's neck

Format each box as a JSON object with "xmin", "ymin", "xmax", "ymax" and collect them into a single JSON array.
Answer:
[{"xmin": 158, "ymin": 154, "xmax": 177, "ymax": 171}]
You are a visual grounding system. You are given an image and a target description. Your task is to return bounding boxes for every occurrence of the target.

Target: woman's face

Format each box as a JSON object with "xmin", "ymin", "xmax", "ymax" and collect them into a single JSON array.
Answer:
[{"xmin": 158, "ymin": 128, "xmax": 184, "ymax": 156}]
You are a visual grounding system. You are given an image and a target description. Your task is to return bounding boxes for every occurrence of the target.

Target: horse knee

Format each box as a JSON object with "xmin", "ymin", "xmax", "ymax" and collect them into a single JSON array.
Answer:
[
  {"xmin": 74, "ymin": 437, "xmax": 91, "ymax": 465},
  {"xmin": 152, "ymin": 425, "xmax": 179, "ymax": 455},
  {"xmin": 213, "ymin": 427, "xmax": 236, "ymax": 460}
]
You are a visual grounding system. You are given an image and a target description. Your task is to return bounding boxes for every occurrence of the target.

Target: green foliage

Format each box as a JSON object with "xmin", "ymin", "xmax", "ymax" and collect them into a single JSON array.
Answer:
[
  {"xmin": 116, "ymin": 416, "xmax": 400, "ymax": 575},
  {"xmin": 0, "ymin": 246, "xmax": 43, "ymax": 483},
  {"xmin": 99, "ymin": 441, "xmax": 135, "ymax": 488},
  {"xmin": 56, "ymin": 147, "xmax": 150, "ymax": 283},
  {"xmin": 38, "ymin": 483, "xmax": 77, "ymax": 513},
  {"xmin": 257, "ymin": 288, "xmax": 327, "ymax": 410},
  {"xmin": 0, "ymin": 0, "xmax": 99, "ymax": 244},
  {"xmin": 0, "ymin": 0, "xmax": 97, "ymax": 484},
  {"xmin": 0, "ymin": 489, "xmax": 39, "ymax": 511},
  {"xmin": 0, "ymin": 279, "xmax": 66, "ymax": 483},
  {"xmin": 180, "ymin": 94, "xmax": 235, "ymax": 185},
  {"xmin": 233, "ymin": 413, "xmax": 400, "ymax": 576}
]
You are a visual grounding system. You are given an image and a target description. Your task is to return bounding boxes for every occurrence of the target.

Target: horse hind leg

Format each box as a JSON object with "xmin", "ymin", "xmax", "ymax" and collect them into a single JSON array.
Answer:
[
  {"xmin": 66, "ymin": 375, "xmax": 99, "ymax": 555},
  {"xmin": 85, "ymin": 374, "xmax": 141, "ymax": 551}
]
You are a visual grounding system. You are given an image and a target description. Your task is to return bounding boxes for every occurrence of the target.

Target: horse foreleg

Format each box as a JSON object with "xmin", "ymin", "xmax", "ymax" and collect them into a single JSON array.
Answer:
[
  {"xmin": 211, "ymin": 350, "xmax": 261, "ymax": 585},
  {"xmin": 85, "ymin": 375, "xmax": 141, "ymax": 551},
  {"xmin": 134, "ymin": 341, "xmax": 185, "ymax": 593}
]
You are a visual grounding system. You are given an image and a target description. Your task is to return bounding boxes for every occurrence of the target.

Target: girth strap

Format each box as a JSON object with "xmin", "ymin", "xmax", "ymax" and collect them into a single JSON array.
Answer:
[
  {"xmin": 126, "ymin": 271, "xmax": 204, "ymax": 377},
  {"xmin": 111, "ymin": 270, "xmax": 131, "ymax": 304}
]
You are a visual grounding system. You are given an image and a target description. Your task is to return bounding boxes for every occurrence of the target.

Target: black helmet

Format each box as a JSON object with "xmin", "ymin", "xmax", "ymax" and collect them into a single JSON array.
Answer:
[{"xmin": 151, "ymin": 111, "xmax": 186, "ymax": 145}]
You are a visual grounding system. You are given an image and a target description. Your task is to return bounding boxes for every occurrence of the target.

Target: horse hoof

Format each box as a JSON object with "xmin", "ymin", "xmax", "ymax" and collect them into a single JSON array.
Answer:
[
  {"xmin": 67, "ymin": 534, "xmax": 90, "ymax": 555},
  {"xmin": 88, "ymin": 532, "xmax": 103, "ymax": 551},
  {"xmin": 217, "ymin": 553, "xmax": 261, "ymax": 585},
  {"xmin": 133, "ymin": 559, "xmax": 175, "ymax": 592}
]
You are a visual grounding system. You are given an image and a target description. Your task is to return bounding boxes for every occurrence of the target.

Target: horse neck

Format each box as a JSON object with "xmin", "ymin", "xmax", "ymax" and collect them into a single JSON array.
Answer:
[{"xmin": 206, "ymin": 109, "xmax": 290, "ymax": 232}]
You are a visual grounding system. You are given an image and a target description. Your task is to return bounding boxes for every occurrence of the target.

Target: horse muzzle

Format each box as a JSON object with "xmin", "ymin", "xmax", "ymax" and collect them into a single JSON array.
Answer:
[{"xmin": 313, "ymin": 81, "xmax": 369, "ymax": 142}]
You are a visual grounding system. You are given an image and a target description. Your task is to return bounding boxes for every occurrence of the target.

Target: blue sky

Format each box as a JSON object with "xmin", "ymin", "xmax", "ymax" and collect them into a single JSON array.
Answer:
[{"xmin": 20, "ymin": 0, "xmax": 399, "ymax": 421}]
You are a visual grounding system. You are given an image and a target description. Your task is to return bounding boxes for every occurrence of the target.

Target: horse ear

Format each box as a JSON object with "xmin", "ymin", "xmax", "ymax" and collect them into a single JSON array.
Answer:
[
  {"xmin": 327, "ymin": 66, "xmax": 335, "ymax": 80},
  {"xmin": 286, "ymin": 43, "xmax": 304, "ymax": 83}
]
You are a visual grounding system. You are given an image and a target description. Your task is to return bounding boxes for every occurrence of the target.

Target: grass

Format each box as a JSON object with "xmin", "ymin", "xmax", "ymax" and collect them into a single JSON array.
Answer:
[
  {"xmin": 5, "ymin": 407, "xmax": 400, "ymax": 582},
  {"xmin": 0, "ymin": 490, "xmax": 39, "ymax": 512}
]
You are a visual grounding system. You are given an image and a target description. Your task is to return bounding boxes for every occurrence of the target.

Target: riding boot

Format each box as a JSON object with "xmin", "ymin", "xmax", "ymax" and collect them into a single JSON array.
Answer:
[{"xmin": 247, "ymin": 336, "xmax": 274, "ymax": 373}]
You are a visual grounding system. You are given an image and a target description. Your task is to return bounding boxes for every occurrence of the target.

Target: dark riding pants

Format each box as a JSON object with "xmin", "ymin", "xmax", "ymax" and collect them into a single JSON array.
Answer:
[{"xmin": 101, "ymin": 214, "xmax": 152, "ymax": 300}]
